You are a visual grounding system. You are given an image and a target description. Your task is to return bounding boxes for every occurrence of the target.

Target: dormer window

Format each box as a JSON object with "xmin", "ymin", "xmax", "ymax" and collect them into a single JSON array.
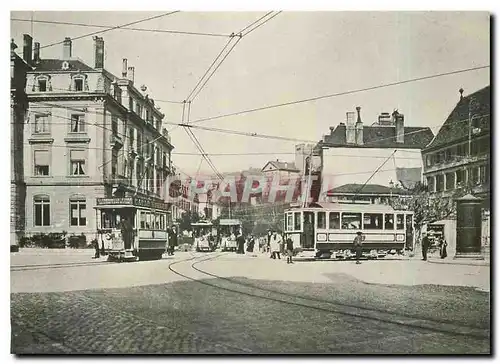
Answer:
[
  {"xmin": 75, "ymin": 79, "xmax": 83, "ymax": 91},
  {"xmin": 61, "ymin": 61, "xmax": 70, "ymax": 70},
  {"xmin": 38, "ymin": 79, "xmax": 47, "ymax": 92}
]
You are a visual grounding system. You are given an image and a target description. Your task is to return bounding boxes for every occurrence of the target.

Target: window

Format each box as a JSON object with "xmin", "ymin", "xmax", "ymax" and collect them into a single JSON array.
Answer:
[
  {"xmin": 137, "ymin": 134, "xmax": 142, "ymax": 153},
  {"xmin": 294, "ymin": 212, "xmax": 301, "ymax": 230},
  {"xmin": 385, "ymin": 214, "xmax": 394, "ymax": 230},
  {"xmin": 136, "ymin": 102, "xmax": 141, "ymax": 117},
  {"xmin": 426, "ymin": 176, "xmax": 435, "ymax": 192},
  {"xmin": 34, "ymin": 114, "xmax": 49, "ymax": 134},
  {"xmin": 329, "ymin": 212, "xmax": 340, "ymax": 229},
  {"xmin": 112, "ymin": 116, "xmax": 118, "ymax": 135},
  {"xmin": 70, "ymin": 197, "xmax": 86, "ymax": 226},
  {"xmin": 446, "ymin": 172, "xmax": 455, "ymax": 190},
  {"xmin": 34, "ymin": 150, "xmax": 50, "ymax": 176},
  {"xmin": 162, "ymin": 152, "xmax": 167, "ymax": 169},
  {"xmin": 38, "ymin": 79, "xmax": 47, "ymax": 92},
  {"xmin": 129, "ymin": 98, "xmax": 134, "ymax": 112},
  {"xmin": 341, "ymin": 212, "xmax": 361, "ymax": 230},
  {"xmin": 456, "ymin": 169, "xmax": 465, "ymax": 186},
  {"xmin": 457, "ymin": 143, "xmax": 466, "ymax": 157},
  {"xmin": 479, "ymin": 165, "xmax": 486, "ymax": 185},
  {"xmin": 468, "ymin": 167, "xmax": 479, "ymax": 185},
  {"xmin": 70, "ymin": 150, "xmax": 86, "ymax": 176},
  {"xmin": 364, "ymin": 213, "xmax": 383, "ymax": 230},
  {"xmin": 74, "ymin": 78, "xmax": 83, "ymax": 91},
  {"xmin": 140, "ymin": 211, "xmax": 146, "ymax": 229},
  {"xmin": 396, "ymin": 214, "xmax": 405, "ymax": 230},
  {"xmin": 111, "ymin": 150, "xmax": 118, "ymax": 177},
  {"xmin": 34, "ymin": 195, "xmax": 50, "ymax": 226},
  {"xmin": 129, "ymin": 128, "xmax": 135, "ymax": 149},
  {"xmin": 317, "ymin": 211, "xmax": 326, "ymax": 229},
  {"xmin": 436, "ymin": 174, "xmax": 444, "ymax": 192},
  {"xmin": 426, "ymin": 155, "xmax": 432, "ymax": 167},
  {"xmin": 146, "ymin": 109, "xmax": 150, "ymax": 123},
  {"xmin": 287, "ymin": 214, "xmax": 293, "ymax": 231},
  {"xmin": 70, "ymin": 114, "xmax": 85, "ymax": 133}
]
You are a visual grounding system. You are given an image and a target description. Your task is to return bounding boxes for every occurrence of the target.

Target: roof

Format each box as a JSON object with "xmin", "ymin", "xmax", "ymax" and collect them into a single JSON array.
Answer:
[
  {"xmin": 424, "ymin": 86, "xmax": 491, "ymax": 151},
  {"xmin": 31, "ymin": 59, "xmax": 96, "ymax": 72},
  {"xmin": 325, "ymin": 183, "xmax": 409, "ymax": 196},
  {"xmin": 323, "ymin": 124, "xmax": 434, "ymax": 149},
  {"xmin": 286, "ymin": 202, "xmax": 409, "ymax": 213},
  {"xmin": 262, "ymin": 160, "xmax": 300, "ymax": 172}
]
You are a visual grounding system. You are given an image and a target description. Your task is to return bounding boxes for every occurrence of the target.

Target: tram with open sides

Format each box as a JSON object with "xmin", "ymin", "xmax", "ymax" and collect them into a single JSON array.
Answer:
[
  {"xmin": 95, "ymin": 197, "xmax": 170, "ymax": 261},
  {"xmin": 192, "ymin": 221, "xmax": 214, "ymax": 252},
  {"xmin": 218, "ymin": 219, "xmax": 242, "ymax": 252},
  {"xmin": 284, "ymin": 202, "xmax": 414, "ymax": 259}
]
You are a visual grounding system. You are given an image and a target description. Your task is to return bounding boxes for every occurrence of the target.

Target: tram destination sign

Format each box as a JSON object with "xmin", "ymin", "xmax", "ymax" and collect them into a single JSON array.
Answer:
[{"xmin": 96, "ymin": 197, "xmax": 170, "ymax": 211}]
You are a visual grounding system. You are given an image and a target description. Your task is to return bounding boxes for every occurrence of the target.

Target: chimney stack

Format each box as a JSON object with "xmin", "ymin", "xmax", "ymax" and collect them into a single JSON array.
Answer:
[
  {"xmin": 93, "ymin": 36, "xmax": 104, "ymax": 69},
  {"xmin": 23, "ymin": 34, "xmax": 33, "ymax": 64},
  {"xmin": 128, "ymin": 66, "xmax": 135, "ymax": 83},
  {"xmin": 33, "ymin": 42, "xmax": 40, "ymax": 63},
  {"xmin": 11, "ymin": 39, "xmax": 17, "ymax": 56},
  {"xmin": 122, "ymin": 58, "xmax": 128, "ymax": 78},
  {"xmin": 63, "ymin": 37, "xmax": 72, "ymax": 59},
  {"xmin": 459, "ymin": 88, "xmax": 464, "ymax": 101},
  {"xmin": 355, "ymin": 106, "xmax": 363, "ymax": 145},
  {"xmin": 393, "ymin": 110, "xmax": 405, "ymax": 144},
  {"xmin": 346, "ymin": 111, "xmax": 356, "ymax": 144}
]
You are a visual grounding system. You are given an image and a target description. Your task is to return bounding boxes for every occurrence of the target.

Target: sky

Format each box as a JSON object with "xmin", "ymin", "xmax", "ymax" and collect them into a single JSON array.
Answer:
[{"xmin": 10, "ymin": 11, "xmax": 490, "ymax": 176}]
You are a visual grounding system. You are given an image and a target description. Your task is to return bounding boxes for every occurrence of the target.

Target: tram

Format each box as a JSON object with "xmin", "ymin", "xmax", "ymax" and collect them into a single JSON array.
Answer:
[
  {"xmin": 192, "ymin": 221, "xmax": 214, "ymax": 252},
  {"xmin": 95, "ymin": 197, "xmax": 170, "ymax": 261},
  {"xmin": 218, "ymin": 219, "xmax": 242, "ymax": 252},
  {"xmin": 284, "ymin": 202, "xmax": 414, "ymax": 259}
]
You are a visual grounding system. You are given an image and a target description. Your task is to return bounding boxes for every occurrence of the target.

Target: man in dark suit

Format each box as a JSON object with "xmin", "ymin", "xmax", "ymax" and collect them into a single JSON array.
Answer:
[{"xmin": 421, "ymin": 231, "xmax": 430, "ymax": 261}]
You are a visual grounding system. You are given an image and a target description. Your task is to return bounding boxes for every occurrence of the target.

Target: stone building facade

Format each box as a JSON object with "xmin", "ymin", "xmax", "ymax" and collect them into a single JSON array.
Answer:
[{"xmin": 23, "ymin": 35, "xmax": 174, "ymax": 242}]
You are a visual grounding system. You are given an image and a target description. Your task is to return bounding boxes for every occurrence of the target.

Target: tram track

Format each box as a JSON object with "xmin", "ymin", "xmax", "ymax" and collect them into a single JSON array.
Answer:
[
  {"xmin": 168, "ymin": 252, "xmax": 489, "ymax": 341},
  {"xmin": 10, "ymin": 260, "xmax": 113, "ymax": 272}
]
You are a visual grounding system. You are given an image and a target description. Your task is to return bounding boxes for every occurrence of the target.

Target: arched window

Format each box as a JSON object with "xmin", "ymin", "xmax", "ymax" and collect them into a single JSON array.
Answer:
[
  {"xmin": 33, "ymin": 75, "xmax": 52, "ymax": 92},
  {"xmin": 69, "ymin": 73, "xmax": 89, "ymax": 92},
  {"xmin": 70, "ymin": 195, "xmax": 87, "ymax": 226},
  {"xmin": 34, "ymin": 195, "xmax": 50, "ymax": 226}
]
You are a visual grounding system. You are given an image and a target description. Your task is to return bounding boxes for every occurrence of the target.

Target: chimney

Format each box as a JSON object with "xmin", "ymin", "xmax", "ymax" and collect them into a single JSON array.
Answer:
[
  {"xmin": 128, "ymin": 66, "xmax": 135, "ymax": 84},
  {"xmin": 459, "ymin": 88, "xmax": 464, "ymax": 101},
  {"xmin": 23, "ymin": 34, "xmax": 33, "ymax": 64},
  {"xmin": 63, "ymin": 37, "xmax": 72, "ymax": 59},
  {"xmin": 355, "ymin": 106, "xmax": 363, "ymax": 145},
  {"xmin": 393, "ymin": 110, "xmax": 405, "ymax": 143},
  {"xmin": 93, "ymin": 36, "xmax": 104, "ymax": 69},
  {"xmin": 33, "ymin": 42, "xmax": 40, "ymax": 63},
  {"xmin": 346, "ymin": 111, "xmax": 356, "ymax": 144},
  {"xmin": 11, "ymin": 39, "xmax": 17, "ymax": 56},
  {"xmin": 122, "ymin": 58, "xmax": 128, "ymax": 78}
]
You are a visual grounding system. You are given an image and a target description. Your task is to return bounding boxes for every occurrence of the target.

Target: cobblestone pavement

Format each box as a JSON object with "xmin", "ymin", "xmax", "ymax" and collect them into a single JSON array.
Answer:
[{"xmin": 11, "ymin": 253, "xmax": 490, "ymax": 354}]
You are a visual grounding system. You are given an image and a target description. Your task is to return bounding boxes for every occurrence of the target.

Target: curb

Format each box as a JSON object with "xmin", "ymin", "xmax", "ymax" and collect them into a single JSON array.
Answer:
[{"xmin": 427, "ymin": 258, "xmax": 490, "ymax": 267}]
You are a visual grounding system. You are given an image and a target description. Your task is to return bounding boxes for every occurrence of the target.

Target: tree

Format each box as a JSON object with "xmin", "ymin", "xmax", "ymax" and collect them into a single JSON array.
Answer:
[{"xmin": 177, "ymin": 211, "xmax": 200, "ymax": 233}]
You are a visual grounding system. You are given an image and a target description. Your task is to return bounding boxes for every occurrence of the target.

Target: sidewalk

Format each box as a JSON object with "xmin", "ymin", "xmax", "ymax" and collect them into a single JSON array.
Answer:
[{"xmin": 427, "ymin": 257, "xmax": 490, "ymax": 266}]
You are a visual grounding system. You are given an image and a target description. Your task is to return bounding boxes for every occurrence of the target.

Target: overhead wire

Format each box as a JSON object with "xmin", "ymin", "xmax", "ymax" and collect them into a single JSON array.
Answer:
[
  {"xmin": 187, "ymin": 65, "xmax": 490, "ymax": 125},
  {"xmin": 11, "ymin": 17, "xmax": 230, "ymax": 38}
]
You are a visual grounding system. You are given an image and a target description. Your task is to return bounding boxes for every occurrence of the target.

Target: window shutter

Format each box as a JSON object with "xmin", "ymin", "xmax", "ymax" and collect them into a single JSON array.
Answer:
[{"xmin": 34, "ymin": 150, "xmax": 50, "ymax": 165}]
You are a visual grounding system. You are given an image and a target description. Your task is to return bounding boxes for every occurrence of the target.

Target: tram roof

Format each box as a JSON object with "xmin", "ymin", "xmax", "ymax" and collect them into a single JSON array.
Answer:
[
  {"xmin": 191, "ymin": 221, "xmax": 213, "ymax": 227},
  {"xmin": 286, "ymin": 202, "xmax": 411, "ymax": 213}
]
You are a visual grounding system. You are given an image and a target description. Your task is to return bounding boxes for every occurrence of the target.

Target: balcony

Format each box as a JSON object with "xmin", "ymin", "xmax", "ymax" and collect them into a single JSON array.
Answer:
[
  {"xmin": 424, "ymin": 154, "xmax": 489, "ymax": 174},
  {"xmin": 109, "ymin": 134, "xmax": 124, "ymax": 150}
]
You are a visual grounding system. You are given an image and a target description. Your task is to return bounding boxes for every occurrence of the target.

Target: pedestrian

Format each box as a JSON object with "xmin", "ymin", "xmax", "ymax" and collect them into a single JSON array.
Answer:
[
  {"xmin": 247, "ymin": 235, "xmax": 255, "ymax": 253},
  {"xmin": 168, "ymin": 226, "xmax": 178, "ymax": 256},
  {"xmin": 236, "ymin": 232, "xmax": 245, "ymax": 254},
  {"xmin": 421, "ymin": 231, "xmax": 430, "ymax": 261},
  {"xmin": 353, "ymin": 231, "xmax": 364, "ymax": 264},
  {"xmin": 93, "ymin": 238, "xmax": 100, "ymax": 259},
  {"xmin": 439, "ymin": 237, "xmax": 448, "ymax": 259},
  {"xmin": 270, "ymin": 231, "xmax": 282, "ymax": 259},
  {"xmin": 285, "ymin": 234, "xmax": 294, "ymax": 264},
  {"xmin": 267, "ymin": 230, "xmax": 272, "ymax": 255}
]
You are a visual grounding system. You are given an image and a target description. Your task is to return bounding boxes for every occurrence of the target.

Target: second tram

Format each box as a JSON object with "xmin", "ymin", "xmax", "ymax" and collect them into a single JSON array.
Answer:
[
  {"xmin": 192, "ymin": 221, "xmax": 215, "ymax": 252},
  {"xmin": 284, "ymin": 202, "xmax": 414, "ymax": 259}
]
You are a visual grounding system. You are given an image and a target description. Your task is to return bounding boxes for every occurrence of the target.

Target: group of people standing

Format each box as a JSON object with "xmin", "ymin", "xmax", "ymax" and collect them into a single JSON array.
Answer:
[
  {"xmin": 266, "ymin": 230, "xmax": 295, "ymax": 264},
  {"xmin": 420, "ymin": 231, "xmax": 448, "ymax": 261}
]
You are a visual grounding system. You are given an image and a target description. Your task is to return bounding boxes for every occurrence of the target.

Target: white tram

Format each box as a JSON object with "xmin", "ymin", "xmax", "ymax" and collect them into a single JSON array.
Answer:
[
  {"xmin": 95, "ymin": 197, "xmax": 170, "ymax": 261},
  {"xmin": 192, "ymin": 221, "xmax": 214, "ymax": 252},
  {"xmin": 284, "ymin": 202, "xmax": 415, "ymax": 259},
  {"xmin": 218, "ymin": 219, "xmax": 242, "ymax": 252}
]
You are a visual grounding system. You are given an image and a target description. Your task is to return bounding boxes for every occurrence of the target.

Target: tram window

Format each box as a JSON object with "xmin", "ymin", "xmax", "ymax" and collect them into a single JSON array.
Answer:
[
  {"xmin": 140, "ymin": 211, "xmax": 146, "ymax": 229},
  {"xmin": 341, "ymin": 213, "xmax": 362, "ymax": 230},
  {"xmin": 363, "ymin": 213, "xmax": 383, "ymax": 230},
  {"xmin": 294, "ymin": 212, "xmax": 301, "ymax": 230},
  {"xmin": 396, "ymin": 214, "xmax": 405, "ymax": 230},
  {"xmin": 101, "ymin": 211, "xmax": 112, "ymax": 229},
  {"xmin": 287, "ymin": 214, "xmax": 293, "ymax": 231},
  {"xmin": 154, "ymin": 214, "xmax": 159, "ymax": 229},
  {"xmin": 406, "ymin": 214, "xmax": 414, "ymax": 232},
  {"xmin": 385, "ymin": 214, "xmax": 395, "ymax": 230},
  {"xmin": 329, "ymin": 212, "xmax": 340, "ymax": 229},
  {"xmin": 317, "ymin": 212, "xmax": 326, "ymax": 229},
  {"xmin": 160, "ymin": 214, "xmax": 165, "ymax": 230}
]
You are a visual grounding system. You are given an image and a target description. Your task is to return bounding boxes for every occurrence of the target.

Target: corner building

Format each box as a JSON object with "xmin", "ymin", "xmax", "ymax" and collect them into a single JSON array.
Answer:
[{"xmin": 23, "ymin": 35, "xmax": 174, "ymax": 242}]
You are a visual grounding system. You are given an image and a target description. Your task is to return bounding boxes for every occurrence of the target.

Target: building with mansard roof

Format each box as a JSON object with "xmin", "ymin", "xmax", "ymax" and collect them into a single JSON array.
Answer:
[{"xmin": 22, "ymin": 34, "xmax": 174, "ymax": 242}]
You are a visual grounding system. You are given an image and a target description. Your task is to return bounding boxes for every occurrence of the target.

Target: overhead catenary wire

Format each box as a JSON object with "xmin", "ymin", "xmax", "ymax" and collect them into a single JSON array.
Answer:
[
  {"xmin": 36, "ymin": 12, "xmax": 180, "ymax": 50},
  {"xmin": 187, "ymin": 65, "xmax": 490, "ymax": 125},
  {"xmin": 11, "ymin": 17, "xmax": 230, "ymax": 38},
  {"xmin": 240, "ymin": 11, "xmax": 282, "ymax": 37}
]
